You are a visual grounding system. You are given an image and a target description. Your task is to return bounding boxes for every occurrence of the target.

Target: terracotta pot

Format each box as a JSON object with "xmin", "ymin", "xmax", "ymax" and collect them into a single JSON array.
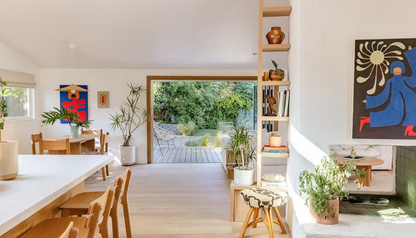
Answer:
[
  {"xmin": 269, "ymin": 69, "xmax": 285, "ymax": 81},
  {"xmin": 309, "ymin": 198, "xmax": 339, "ymax": 225},
  {"xmin": 266, "ymin": 27, "xmax": 285, "ymax": 44}
]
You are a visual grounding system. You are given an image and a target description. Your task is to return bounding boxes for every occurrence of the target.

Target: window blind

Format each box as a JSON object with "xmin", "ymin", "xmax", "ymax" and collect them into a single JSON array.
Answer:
[{"xmin": 0, "ymin": 68, "xmax": 36, "ymax": 88}]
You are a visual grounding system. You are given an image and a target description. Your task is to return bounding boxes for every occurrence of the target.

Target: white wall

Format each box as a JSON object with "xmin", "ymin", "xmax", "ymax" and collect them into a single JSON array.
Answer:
[
  {"xmin": 287, "ymin": 0, "xmax": 416, "ymax": 236},
  {"xmin": 0, "ymin": 41, "xmax": 40, "ymax": 154},
  {"xmin": 39, "ymin": 69, "xmax": 271, "ymax": 164}
]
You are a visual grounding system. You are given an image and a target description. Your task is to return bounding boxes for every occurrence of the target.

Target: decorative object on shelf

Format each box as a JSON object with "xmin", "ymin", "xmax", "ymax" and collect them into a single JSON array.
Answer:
[
  {"xmin": 353, "ymin": 38, "xmax": 416, "ymax": 139},
  {"xmin": 41, "ymin": 107, "xmax": 92, "ymax": 138},
  {"xmin": 263, "ymin": 72, "xmax": 269, "ymax": 81},
  {"xmin": 269, "ymin": 60, "xmax": 285, "ymax": 81},
  {"xmin": 299, "ymin": 154, "xmax": 365, "ymax": 225},
  {"xmin": 262, "ymin": 173, "xmax": 285, "ymax": 182},
  {"xmin": 110, "ymin": 83, "xmax": 149, "ymax": 165},
  {"xmin": 265, "ymin": 95, "xmax": 277, "ymax": 116},
  {"xmin": 57, "ymin": 84, "xmax": 89, "ymax": 124},
  {"xmin": 269, "ymin": 132, "xmax": 282, "ymax": 147},
  {"xmin": 266, "ymin": 27, "xmax": 285, "ymax": 44},
  {"xmin": 228, "ymin": 124, "xmax": 256, "ymax": 186},
  {"xmin": 350, "ymin": 146, "xmax": 356, "ymax": 158},
  {"xmin": 97, "ymin": 91, "xmax": 109, "ymax": 108},
  {"xmin": 0, "ymin": 76, "xmax": 18, "ymax": 181}
]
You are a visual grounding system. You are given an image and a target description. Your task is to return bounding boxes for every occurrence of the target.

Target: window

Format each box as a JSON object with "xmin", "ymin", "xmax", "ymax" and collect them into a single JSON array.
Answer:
[{"xmin": 4, "ymin": 87, "xmax": 34, "ymax": 120}]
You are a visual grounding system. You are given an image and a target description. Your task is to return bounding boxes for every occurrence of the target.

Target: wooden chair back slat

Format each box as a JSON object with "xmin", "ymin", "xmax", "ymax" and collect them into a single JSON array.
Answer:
[
  {"xmin": 31, "ymin": 132, "xmax": 43, "ymax": 155},
  {"xmin": 59, "ymin": 222, "xmax": 79, "ymax": 238},
  {"xmin": 104, "ymin": 132, "xmax": 110, "ymax": 153},
  {"xmin": 39, "ymin": 139, "xmax": 70, "ymax": 155},
  {"xmin": 86, "ymin": 187, "xmax": 114, "ymax": 238},
  {"xmin": 81, "ymin": 129, "xmax": 103, "ymax": 137}
]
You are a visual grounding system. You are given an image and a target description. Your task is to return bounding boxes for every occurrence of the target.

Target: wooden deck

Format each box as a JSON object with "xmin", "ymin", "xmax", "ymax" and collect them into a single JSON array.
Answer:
[{"xmin": 154, "ymin": 146, "xmax": 222, "ymax": 163}]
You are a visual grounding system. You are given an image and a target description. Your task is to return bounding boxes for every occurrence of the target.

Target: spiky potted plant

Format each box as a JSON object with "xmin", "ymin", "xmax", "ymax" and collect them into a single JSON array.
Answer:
[
  {"xmin": 110, "ymin": 83, "xmax": 149, "ymax": 165},
  {"xmin": 41, "ymin": 107, "xmax": 91, "ymax": 138},
  {"xmin": 269, "ymin": 60, "xmax": 285, "ymax": 81},
  {"xmin": 0, "ymin": 76, "xmax": 19, "ymax": 180}
]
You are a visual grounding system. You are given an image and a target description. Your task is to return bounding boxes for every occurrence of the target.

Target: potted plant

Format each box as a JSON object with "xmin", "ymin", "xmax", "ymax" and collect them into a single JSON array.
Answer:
[
  {"xmin": 228, "ymin": 124, "xmax": 256, "ymax": 185},
  {"xmin": 41, "ymin": 107, "xmax": 91, "ymax": 138},
  {"xmin": 269, "ymin": 60, "xmax": 285, "ymax": 81},
  {"xmin": 299, "ymin": 154, "xmax": 365, "ymax": 224},
  {"xmin": 110, "ymin": 83, "xmax": 149, "ymax": 165},
  {"xmin": 0, "ymin": 76, "xmax": 19, "ymax": 181}
]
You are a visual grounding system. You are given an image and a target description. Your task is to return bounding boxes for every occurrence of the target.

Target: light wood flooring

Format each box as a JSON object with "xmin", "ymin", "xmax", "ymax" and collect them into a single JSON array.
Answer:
[
  {"xmin": 154, "ymin": 147, "xmax": 222, "ymax": 163},
  {"xmin": 85, "ymin": 163, "xmax": 291, "ymax": 238}
]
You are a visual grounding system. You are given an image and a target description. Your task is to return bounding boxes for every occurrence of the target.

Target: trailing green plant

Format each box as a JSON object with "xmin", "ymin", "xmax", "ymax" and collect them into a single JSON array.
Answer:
[
  {"xmin": 228, "ymin": 124, "xmax": 256, "ymax": 170},
  {"xmin": 0, "ymin": 76, "xmax": 7, "ymax": 141},
  {"xmin": 271, "ymin": 60, "xmax": 283, "ymax": 76},
  {"xmin": 299, "ymin": 154, "xmax": 365, "ymax": 219},
  {"xmin": 109, "ymin": 83, "xmax": 149, "ymax": 146},
  {"xmin": 185, "ymin": 139, "xmax": 199, "ymax": 147},
  {"xmin": 41, "ymin": 107, "xmax": 91, "ymax": 129},
  {"xmin": 177, "ymin": 121, "xmax": 197, "ymax": 136},
  {"xmin": 201, "ymin": 134, "xmax": 211, "ymax": 147}
]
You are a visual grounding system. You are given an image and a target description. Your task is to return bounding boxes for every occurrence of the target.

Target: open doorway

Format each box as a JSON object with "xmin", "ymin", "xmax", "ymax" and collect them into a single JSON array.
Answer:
[{"xmin": 146, "ymin": 76, "xmax": 257, "ymax": 164}]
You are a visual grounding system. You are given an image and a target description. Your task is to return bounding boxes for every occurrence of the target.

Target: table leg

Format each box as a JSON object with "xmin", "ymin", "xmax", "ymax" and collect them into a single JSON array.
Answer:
[
  {"xmin": 70, "ymin": 142, "xmax": 81, "ymax": 155},
  {"xmin": 356, "ymin": 165, "xmax": 371, "ymax": 187}
]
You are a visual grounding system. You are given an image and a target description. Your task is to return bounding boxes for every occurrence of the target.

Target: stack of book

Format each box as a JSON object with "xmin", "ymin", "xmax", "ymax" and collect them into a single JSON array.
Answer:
[
  {"xmin": 262, "ymin": 145, "xmax": 288, "ymax": 154},
  {"xmin": 277, "ymin": 90, "xmax": 290, "ymax": 117}
]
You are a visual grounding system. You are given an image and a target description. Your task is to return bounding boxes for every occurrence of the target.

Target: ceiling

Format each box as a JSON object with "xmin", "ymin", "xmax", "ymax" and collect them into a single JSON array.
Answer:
[{"xmin": 0, "ymin": 0, "xmax": 288, "ymax": 69}]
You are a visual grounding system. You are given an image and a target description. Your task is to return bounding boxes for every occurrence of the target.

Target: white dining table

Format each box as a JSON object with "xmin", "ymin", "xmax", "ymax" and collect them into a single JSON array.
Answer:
[{"xmin": 0, "ymin": 154, "xmax": 113, "ymax": 237}]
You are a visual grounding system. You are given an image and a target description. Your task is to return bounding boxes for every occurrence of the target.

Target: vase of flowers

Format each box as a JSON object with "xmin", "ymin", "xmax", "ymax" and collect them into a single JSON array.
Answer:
[{"xmin": 41, "ymin": 107, "xmax": 91, "ymax": 138}]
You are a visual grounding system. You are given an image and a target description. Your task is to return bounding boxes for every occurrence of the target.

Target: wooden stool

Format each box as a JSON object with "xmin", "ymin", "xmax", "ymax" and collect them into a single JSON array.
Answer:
[{"xmin": 239, "ymin": 187, "xmax": 287, "ymax": 238}]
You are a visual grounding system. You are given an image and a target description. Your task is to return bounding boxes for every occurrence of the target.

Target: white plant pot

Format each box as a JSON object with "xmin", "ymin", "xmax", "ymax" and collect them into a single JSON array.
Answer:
[
  {"xmin": 69, "ymin": 125, "xmax": 79, "ymax": 138},
  {"xmin": 0, "ymin": 141, "xmax": 19, "ymax": 180},
  {"xmin": 120, "ymin": 145, "xmax": 135, "ymax": 165},
  {"xmin": 234, "ymin": 168, "xmax": 254, "ymax": 186}
]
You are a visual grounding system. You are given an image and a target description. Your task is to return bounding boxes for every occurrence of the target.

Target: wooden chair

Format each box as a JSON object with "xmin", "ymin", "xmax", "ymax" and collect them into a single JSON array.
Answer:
[
  {"xmin": 39, "ymin": 139, "xmax": 70, "ymax": 155},
  {"xmin": 30, "ymin": 132, "xmax": 43, "ymax": 155},
  {"xmin": 20, "ymin": 187, "xmax": 114, "ymax": 238},
  {"xmin": 82, "ymin": 132, "xmax": 110, "ymax": 181},
  {"xmin": 59, "ymin": 222, "xmax": 79, "ymax": 238},
  {"xmin": 81, "ymin": 129, "xmax": 103, "ymax": 151},
  {"xmin": 60, "ymin": 168, "xmax": 132, "ymax": 238}
]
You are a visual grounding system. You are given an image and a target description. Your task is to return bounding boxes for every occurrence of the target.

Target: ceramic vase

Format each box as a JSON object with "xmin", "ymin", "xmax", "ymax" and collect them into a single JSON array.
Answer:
[
  {"xmin": 266, "ymin": 27, "xmax": 285, "ymax": 44},
  {"xmin": 234, "ymin": 168, "xmax": 254, "ymax": 186},
  {"xmin": 309, "ymin": 198, "xmax": 339, "ymax": 225},
  {"xmin": 269, "ymin": 69, "xmax": 285, "ymax": 81},
  {"xmin": 0, "ymin": 141, "xmax": 19, "ymax": 180},
  {"xmin": 120, "ymin": 145, "xmax": 135, "ymax": 165},
  {"xmin": 69, "ymin": 125, "xmax": 79, "ymax": 138}
]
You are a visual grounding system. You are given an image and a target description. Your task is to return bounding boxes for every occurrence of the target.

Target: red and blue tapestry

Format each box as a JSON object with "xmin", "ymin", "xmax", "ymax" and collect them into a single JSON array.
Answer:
[{"xmin": 59, "ymin": 85, "xmax": 88, "ymax": 124}]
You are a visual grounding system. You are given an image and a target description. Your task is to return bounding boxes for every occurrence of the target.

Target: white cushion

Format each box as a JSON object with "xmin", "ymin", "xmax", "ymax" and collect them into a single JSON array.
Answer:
[{"xmin": 261, "ymin": 173, "xmax": 285, "ymax": 182}]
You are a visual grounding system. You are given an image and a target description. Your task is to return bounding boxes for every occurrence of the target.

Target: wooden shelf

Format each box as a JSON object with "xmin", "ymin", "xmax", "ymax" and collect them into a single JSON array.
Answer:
[
  {"xmin": 260, "ymin": 116, "xmax": 289, "ymax": 121},
  {"xmin": 263, "ymin": 44, "xmax": 291, "ymax": 52},
  {"xmin": 263, "ymin": 6, "xmax": 292, "ymax": 17},
  {"xmin": 260, "ymin": 152, "xmax": 289, "ymax": 158},
  {"xmin": 259, "ymin": 81, "xmax": 290, "ymax": 87}
]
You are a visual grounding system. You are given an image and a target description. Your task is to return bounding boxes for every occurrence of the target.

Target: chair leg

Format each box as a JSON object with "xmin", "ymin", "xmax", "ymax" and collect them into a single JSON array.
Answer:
[
  {"xmin": 101, "ymin": 167, "xmax": 106, "ymax": 181},
  {"xmin": 252, "ymin": 208, "xmax": 260, "ymax": 228},
  {"xmin": 239, "ymin": 207, "xmax": 254, "ymax": 238},
  {"xmin": 262, "ymin": 208, "xmax": 274, "ymax": 238},
  {"xmin": 106, "ymin": 164, "xmax": 109, "ymax": 176},
  {"xmin": 272, "ymin": 207, "xmax": 287, "ymax": 234},
  {"xmin": 267, "ymin": 208, "xmax": 275, "ymax": 238},
  {"xmin": 122, "ymin": 199, "xmax": 133, "ymax": 238}
]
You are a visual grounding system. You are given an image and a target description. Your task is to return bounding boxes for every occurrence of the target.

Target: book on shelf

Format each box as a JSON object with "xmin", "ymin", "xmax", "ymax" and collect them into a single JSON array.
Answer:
[
  {"xmin": 277, "ymin": 91, "xmax": 285, "ymax": 117},
  {"xmin": 262, "ymin": 150, "xmax": 288, "ymax": 154},
  {"xmin": 263, "ymin": 145, "xmax": 288, "ymax": 151},
  {"xmin": 283, "ymin": 90, "xmax": 290, "ymax": 117}
]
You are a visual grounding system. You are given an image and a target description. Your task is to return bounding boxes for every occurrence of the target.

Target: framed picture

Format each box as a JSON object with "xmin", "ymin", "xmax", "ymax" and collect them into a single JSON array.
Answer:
[
  {"xmin": 97, "ymin": 91, "xmax": 109, "ymax": 108},
  {"xmin": 58, "ymin": 84, "xmax": 88, "ymax": 123},
  {"xmin": 353, "ymin": 38, "xmax": 416, "ymax": 139}
]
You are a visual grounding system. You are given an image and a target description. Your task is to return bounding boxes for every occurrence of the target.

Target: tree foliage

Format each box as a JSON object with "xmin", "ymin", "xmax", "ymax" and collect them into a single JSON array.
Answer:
[{"xmin": 153, "ymin": 82, "xmax": 255, "ymax": 129}]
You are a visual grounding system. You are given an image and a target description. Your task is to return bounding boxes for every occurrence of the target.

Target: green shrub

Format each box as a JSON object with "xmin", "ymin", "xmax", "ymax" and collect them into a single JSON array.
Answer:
[
  {"xmin": 215, "ymin": 131, "xmax": 225, "ymax": 147},
  {"xmin": 177, "ymin": 121, "xmax": 197, "ymax": 136},
  {"xmin": 185, "ymin": 140, "xmax": 199, "ymax": 147},
  {"xmin": 201, "ymin": 134, "xmax": 211, "ymax": 147}
]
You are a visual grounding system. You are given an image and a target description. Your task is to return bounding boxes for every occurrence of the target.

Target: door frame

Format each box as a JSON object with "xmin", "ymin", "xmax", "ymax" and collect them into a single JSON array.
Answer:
[{"xmin": 146, "ymin": 75, "xmax": 257, "ymax": 164}]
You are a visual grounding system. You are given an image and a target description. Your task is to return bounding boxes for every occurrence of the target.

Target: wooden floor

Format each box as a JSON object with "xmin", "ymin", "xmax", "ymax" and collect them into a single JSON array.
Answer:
[
  {"xmin": 154, "ymin": 146, "xmax": 222, "ymax": 163},
  {"xmin": 85, "ymin": 163, "xmax": 291, "ymax": 238}
]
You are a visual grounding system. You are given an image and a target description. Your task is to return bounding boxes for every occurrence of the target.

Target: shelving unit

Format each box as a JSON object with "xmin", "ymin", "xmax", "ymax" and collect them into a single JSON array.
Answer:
[{"xmin": 256, "ymin": 1, "xmax": 291, "ymax": 187}]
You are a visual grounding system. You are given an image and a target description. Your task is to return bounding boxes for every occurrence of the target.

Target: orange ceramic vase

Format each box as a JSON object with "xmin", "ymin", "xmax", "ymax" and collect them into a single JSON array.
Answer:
[{"xmin": 266, "ymin": 27, "xmax": 285, "ymax": 44}]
